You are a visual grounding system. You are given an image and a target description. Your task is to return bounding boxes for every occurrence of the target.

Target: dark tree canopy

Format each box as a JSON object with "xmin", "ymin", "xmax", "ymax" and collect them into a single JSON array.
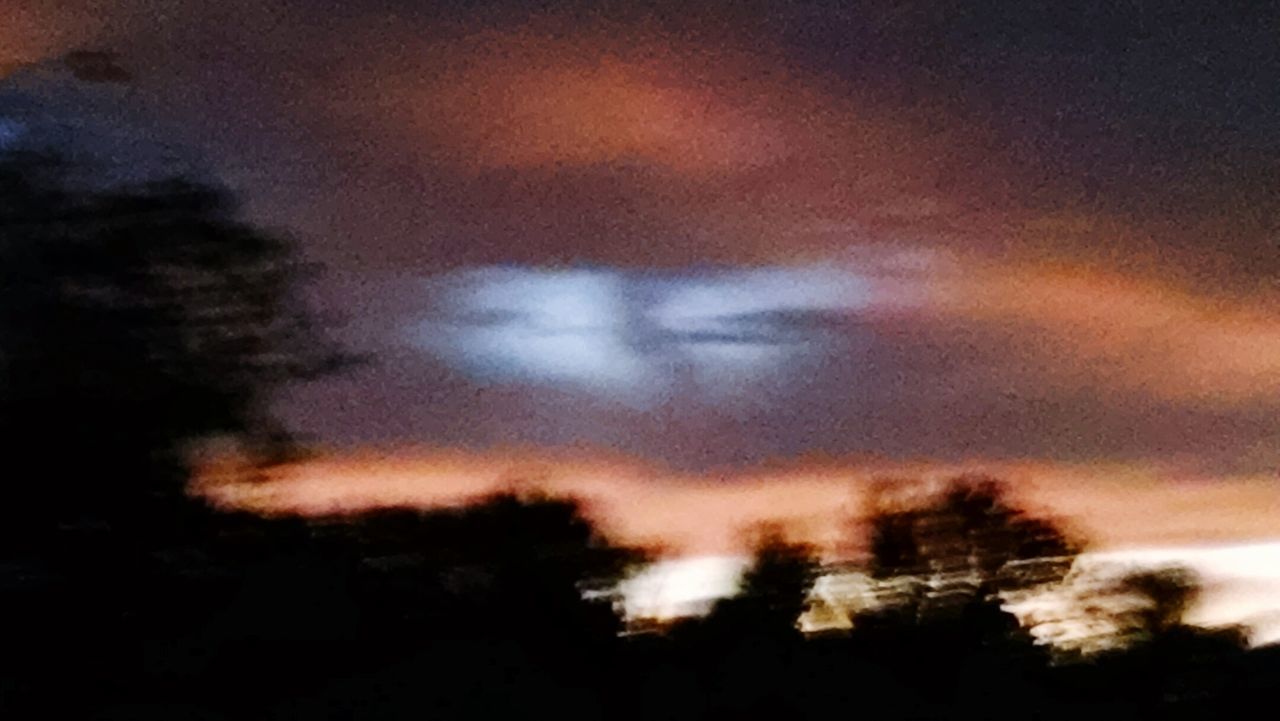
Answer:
[
  {"xmin": 704, "ymin": 523, "xmax": 821, "ymax": 638},
  {"xmin": 1058, "ymin": 564, "xmax": 1247, "ymax": 653},
  {"xmin": 1114, "ymin": 565, "xmax": 1203, "ymax": 637},
  {"xmin": 0, "ymin": 152, "xmax": 344, "ymax": 547},
  {"xmin": 333, "ymin": 491, "xmax": 645, "ymax": 640},
  {"xmin": 862, "ymin": 476, "xmax": 1081, "ymax": 626}
]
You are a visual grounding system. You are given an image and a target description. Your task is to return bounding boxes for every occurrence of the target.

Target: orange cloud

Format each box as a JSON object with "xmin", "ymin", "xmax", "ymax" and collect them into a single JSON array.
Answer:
[
  {"xmin": 0, "ymin": 2, "xmax": 108, "ymax": 73},
  {"xmin": 424, "ymin": 52, "xmax": 786, "ymax": 173},
  {"xmin": 300, "ymin": 17, "xmax": 1032, "ymax": 267},
  {"xmin": 361, "ymin": 24, "xmax": 985, "ymax": 185},
  {"xmin": 932, "ymin": 263, "xmax": 1280, "ymax": 407}
]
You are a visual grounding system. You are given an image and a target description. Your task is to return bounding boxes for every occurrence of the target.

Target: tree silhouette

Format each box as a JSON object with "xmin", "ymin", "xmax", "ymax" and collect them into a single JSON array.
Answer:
[
  {"xmin": 1114, "ymin": 565, "xmax": 1202, "ymax": 638},
  {"xmin": 0, "ymin": 153, "xmax": 348, "ymax": 718},
  {"xmin": 332, "ymin": 491, "xmax": 645, "ymax": 644},
  {"xmin": 0, "ymin": 151, "xmax": 344, "ymax": 552},
  {"xmin": 274, "ymin": 492, "xmax": 646, "ymax": 721},
  {"xmin": 670, "ymin": 524, "xmax": 820, "ymax": 718},
  {"xmin": 705, "ymin": 523, "xmax": 820, "ymax": 638},
  {"xmin": 861, "ymin": 475, "xmax": 1080, "ymax": 627},
  {"xmin": 1061, "ymin": 565, "xmax": 1251, "ymax": 720},
  {"xmin": 1061, "ymin": 564, "xmax": 1246, "ymax": 653},
  {"xmin": 846, "ymin": 477, "xmax": 1081, "ymax": 720}
]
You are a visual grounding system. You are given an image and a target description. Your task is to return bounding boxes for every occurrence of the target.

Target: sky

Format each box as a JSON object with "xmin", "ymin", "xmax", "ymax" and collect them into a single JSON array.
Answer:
[{"xmin": 3, "ymin": 1, "xmax": 1279, "ymax": 565}]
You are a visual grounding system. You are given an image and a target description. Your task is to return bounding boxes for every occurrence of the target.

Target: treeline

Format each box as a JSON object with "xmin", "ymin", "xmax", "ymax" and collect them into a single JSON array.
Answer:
[
  {"xmin": 4, "ymin": 480, "xmax": 1273, "ymax": 721},
  {"xmin": 1, "ymin": 154, "xmax": 1275, "ymax": 720}
]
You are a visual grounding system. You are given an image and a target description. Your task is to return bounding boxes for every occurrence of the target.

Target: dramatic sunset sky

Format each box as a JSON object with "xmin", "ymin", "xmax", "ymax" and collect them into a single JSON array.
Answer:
[{"xmin": 4, "ymin": 1, "xmax": 1279, "ymax": 628}]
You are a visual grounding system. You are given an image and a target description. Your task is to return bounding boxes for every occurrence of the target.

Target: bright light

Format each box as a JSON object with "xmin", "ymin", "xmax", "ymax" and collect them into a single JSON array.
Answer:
[
  {"xmin": 410, "ymin": 265, "xmax": 883, "ymax": 403},
  {"xmin": 618, "ymin": 555, "xmax": 750, "ymax": 620},
  {"xmin": 458, "ymin": 268, "xmax": 645, "ymax": 388},
  {"xmin": 618, "ymin": 543, "xmax": 1280, "ymax": 645}
]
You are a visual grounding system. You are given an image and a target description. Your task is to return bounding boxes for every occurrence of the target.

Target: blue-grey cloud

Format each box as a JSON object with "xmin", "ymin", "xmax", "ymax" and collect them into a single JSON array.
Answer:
[{"xmin": 407, "ymin": 266, "xmax": 887, "ymax": 405}]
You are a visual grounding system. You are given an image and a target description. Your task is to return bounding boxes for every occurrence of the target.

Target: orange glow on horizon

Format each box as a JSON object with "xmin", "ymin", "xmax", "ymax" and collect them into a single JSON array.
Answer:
[{"xmin": 195, "ymin": 449, "xmax": 1280, "ymax": 558}]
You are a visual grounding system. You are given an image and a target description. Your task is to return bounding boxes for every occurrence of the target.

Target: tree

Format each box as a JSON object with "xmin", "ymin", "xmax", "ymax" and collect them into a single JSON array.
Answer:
[
  {"xmin": 0, "ymin": 151, "xmax": 345, "ymax": 552},
  {"xmin": 1113, "ymin": 566, "xmax": 1202, "ymax": 638},
  {"xmin": 859, "ymin": 475, "xmax": 1080, "ymax": 630},
  {"xmin": 0, "ymin": 149, "xmax": 348, "ymax": 719},
  {"xmin": 1065, "ymin": 565, "xmax": 1249, "ymax": 718},
  {"xmin": 706, "ymin": 523, "xmax": 820, "ymax": 637},
  {"xmin": 677, "ymin": 524, "xmax": 820, "ymax": 719},
  {"xmin": 337, "ymin": 491, "xmax": 645, "ymax": 642},
  {"xmin": 849, "ymin": 477, "xmax": 1078, "ymax": 720},
  {"xmin": 1059, "ymin": 564, "xmax": 1246, "ymax": 652}
]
